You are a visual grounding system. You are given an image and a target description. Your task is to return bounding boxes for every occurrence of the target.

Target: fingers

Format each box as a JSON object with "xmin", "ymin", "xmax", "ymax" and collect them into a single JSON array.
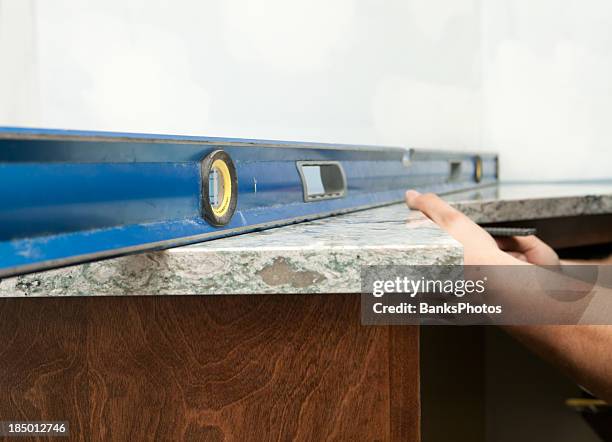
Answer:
[
  {"xmin": 405, "ymin": 190, "xmax": 463, "ymax": 227},
  {"xmin": 495, "ymin": 234, "xmax": 560, "ymax": 266},
  {"xmin": 405, "ymin": 190, "xmax": 497, "ymax": 248},
  {"xmin": 506, "ymin": 251, "xmax": 529, "ymax": 262},
  {"xmin": 495, "ymin": 235, "xmax": 545, "ymax": 253}
]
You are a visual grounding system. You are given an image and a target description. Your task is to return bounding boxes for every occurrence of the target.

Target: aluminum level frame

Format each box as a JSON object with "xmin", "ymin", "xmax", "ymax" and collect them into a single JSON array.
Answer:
[{"xmin": 0, "ymin": 127, "xmax": 497, "ymax": 277}]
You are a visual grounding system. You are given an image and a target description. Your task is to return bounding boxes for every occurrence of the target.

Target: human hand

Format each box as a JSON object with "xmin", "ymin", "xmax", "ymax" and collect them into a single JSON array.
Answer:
[
  {"xmin": 405, "ymin": 190, "xmax": 559, "ymax": 266},
  {"xmin": 494, "ymin": 235, "xmax": 560, "ymax": 266},
  {"xmin": 405, "ymin": 192, "xmax": 612, "ymax": 404}
]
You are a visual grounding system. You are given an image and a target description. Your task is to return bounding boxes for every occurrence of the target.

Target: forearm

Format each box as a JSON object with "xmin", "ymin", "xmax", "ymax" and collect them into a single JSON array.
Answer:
[
  {"xmin": 505, "ymin": 325, "xmax": 612, "ymax": 403},
  {"xmin": 404, "ymin": 191, "xmax": 612, "ymax": 402}
]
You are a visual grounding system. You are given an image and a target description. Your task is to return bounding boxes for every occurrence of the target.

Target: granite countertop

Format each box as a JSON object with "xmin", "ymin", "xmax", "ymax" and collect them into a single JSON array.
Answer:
[
  {"xmin": 0, "ymin": 206, "xmax": 461, "ymax": 297},
  {"xmin": 447, "ymin": 182, "xmax": 612, "ymax": 223},
  {"xmin": 2, "ymin": 181, "xmax": 611, "ymax": 297}
]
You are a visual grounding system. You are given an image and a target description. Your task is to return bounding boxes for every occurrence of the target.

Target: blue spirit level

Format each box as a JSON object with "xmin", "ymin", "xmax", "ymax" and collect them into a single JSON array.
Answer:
[{"xmin": 0, "ymin": 127, "xmax": 497, "ymax": 277}]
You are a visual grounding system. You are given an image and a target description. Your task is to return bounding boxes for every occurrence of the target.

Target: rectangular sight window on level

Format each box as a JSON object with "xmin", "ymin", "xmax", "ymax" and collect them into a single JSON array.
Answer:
[{"xmin": 297, "ymin": 161, "xmax": 347, "ymax": 202}]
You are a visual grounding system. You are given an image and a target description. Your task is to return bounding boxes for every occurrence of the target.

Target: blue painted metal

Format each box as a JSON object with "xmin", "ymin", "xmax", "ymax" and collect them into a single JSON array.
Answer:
[{"xmin": 0, "ymin": 127, "xmax": 497, "ymax": 277}]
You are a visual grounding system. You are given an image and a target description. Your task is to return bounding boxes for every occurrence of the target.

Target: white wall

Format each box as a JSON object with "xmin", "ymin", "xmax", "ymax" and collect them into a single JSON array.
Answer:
[
  {"xmin": 0, "ymin": 1, "xmax": 39, "ymax": 124},
  {"xmin": 482, "ymin": 0, "xmax": 612, "ymax": 180},
  {"xmin": 0, "ymin": 0, "xmax": 482, "ymax": 147},
  {"xmin": 1, "ymin": 0, "xmax": 611, "ymax": 180}
]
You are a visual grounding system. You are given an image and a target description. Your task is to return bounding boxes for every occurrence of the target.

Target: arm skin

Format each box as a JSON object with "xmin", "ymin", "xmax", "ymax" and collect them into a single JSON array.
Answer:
[{"xmin": 405, "ymin": 190, "xmax": 612, "ymax": 403}]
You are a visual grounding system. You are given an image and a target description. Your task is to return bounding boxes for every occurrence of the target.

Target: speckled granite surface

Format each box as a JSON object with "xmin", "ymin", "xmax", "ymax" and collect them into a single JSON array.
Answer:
[
  {"xmin": 0, "ymin": 206, "xmax": 462, "ymax": 297},
  {"xmin": 448, "ymin": 182, "xmax": 612, "ymax": 223},
  {"xmin": 2, "ymin": 181, "xmax": 611, "ymax": 297}
]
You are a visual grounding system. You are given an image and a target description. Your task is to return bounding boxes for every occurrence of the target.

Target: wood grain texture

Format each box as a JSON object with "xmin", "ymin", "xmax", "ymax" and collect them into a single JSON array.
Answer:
[
  {"xmin": 0, "ymin": 295, "xmax": 419, "ymax": 442},
  {"xmin": 389, "ymin": 326, "xmax": 420, "ymax": 441}
]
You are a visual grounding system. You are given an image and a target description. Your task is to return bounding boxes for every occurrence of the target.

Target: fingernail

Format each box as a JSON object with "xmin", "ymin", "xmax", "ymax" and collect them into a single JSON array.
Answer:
[
  {"xmin": 405, "ymin": 190, "xmax": 420, "ymax": 207},
  {"xmin": 405, "ymin": 189, "xmax": 420, "ymax": 200}
]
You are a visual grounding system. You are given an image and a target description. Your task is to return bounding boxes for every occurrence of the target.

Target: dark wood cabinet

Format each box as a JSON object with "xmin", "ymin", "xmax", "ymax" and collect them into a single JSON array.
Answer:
[{"xmin": 0, "ymin": 295, "xmax": 420, "ymax": 441}]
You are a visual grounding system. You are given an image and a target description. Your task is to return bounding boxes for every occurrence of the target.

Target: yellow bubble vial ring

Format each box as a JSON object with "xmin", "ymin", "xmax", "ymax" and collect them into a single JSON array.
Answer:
[
  {"xmin": 201, "ymin": 150, "xmax": 238, "ymax": 227},
  {"xmin": 474, "ymin": 156, "xmax": 483, "ymax": 183},
  {"xmin": 211, "ymin": 158, "xmax": 232, "ymax": 217}
]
